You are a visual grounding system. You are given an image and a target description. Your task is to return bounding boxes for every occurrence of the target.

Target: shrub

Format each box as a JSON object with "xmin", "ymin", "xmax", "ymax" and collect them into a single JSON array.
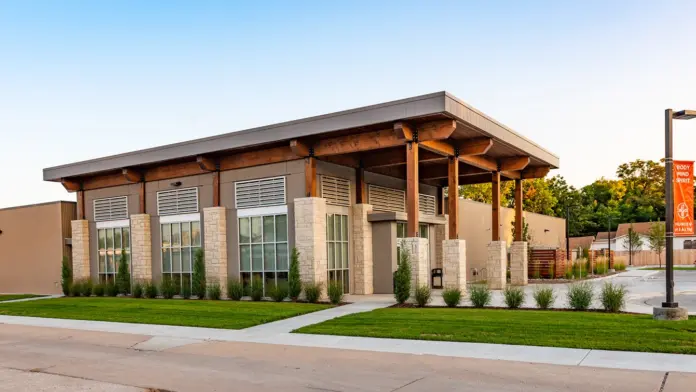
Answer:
[
  {"xmin": 69, "ymin": 280, "xmax": 82, "ymax": 297},
  {"xmin": 267, "ymin": 282, "xmax": 290, "ymax": 302},
  {"xmin": 116, "ymin": 253, "xmax": 131, "ymax": 295},
  {"xmin": 442, "ymin": 287, "xmax": 462, "ymax": 308},
  {"xmin": 393, "ymin": 247, "xmax": 412, "ymax": 304},
  {"xmin": 132, "ymin": 281, "xmax": 144, "ymax": 298},
  {"xmin": 503, "ymin": 286, "xmax": 525, "ymax": 309},
  {"xmin": 468, "ymin": 284, "xmax": 492, "ymax": 308},
  {"xmin": 181, "ymin": 278, "xmax": 192, "ymax": 299},
  {"xmin": 572, "ymin": 262, "xmax": 589, "ymax": 279},
  {"xmin": 532, "ymin": 269, "xmax": 541, "ymax": 280},
  {"xmin": 614, "ymin": 262, "xmax": 626, "ymax": 272},
  {"xmin": 227, "ymin": 278, "xmax": 245, "ymax": 300},
  {"xmin": 144, "ymin": 280, "xmax": 158, "ymax": 299},
  {"xmin": 93, "ymin": 283, "xmax": 105, "ymax": 297},
  {"xmin": 533, "ymin": 286, "xmax": 555, "ymax": 309},
  {"xmin": 61, "ymin": 256, "xmax": 72, "ymax": 296},
  {"xmin": 160, "ymin": 276, "xmax": 177, "ymax": 299},
  {"xmin": 80, "ymin": 279, "xmax": 93, "ymax": 297},
  {"xmin": 414, "ymin": 285, "xmax": 431, "ymax": 307},
  {"xmin": 250, "ymin": 276, "xmax": 264, "ymax": 301},
  {"xmin": 564, "ymin": 267, "xmax": 573, "ymax": 280},
  {"xmin": 207, "ymin": 281, "xmax": 222, "ymax": 300},
  {"xmin": 548, "ymin": 264, "xmax": 555, "ymax": 279},
  {"xmin": 288, "ymin": 248, "xmax": 302, "ymax": 300},
  {"xmin": 105, "ymin": 280, "xmax": 119, "ymax": 297},
  {"xmin": 600, "ymin": 282, "xmax": 627, "ymax": 312},
  {"xmin": 593, "ymin": 258, "xmax": 608, "ymax": 275},
  {"xmin": 192, "ymin": 248, "xmax": 206, "ymax": 299},
  {"xmin": 303, "ymin": 281, "xmax": 322, "ymax": 304},
  {"xmin": 327, "ymin": 281, "xmax": 344, "ymax": 305},
  {"xmin": 567, "ymin": 282, "xmax": 594, "ymax": 310}
]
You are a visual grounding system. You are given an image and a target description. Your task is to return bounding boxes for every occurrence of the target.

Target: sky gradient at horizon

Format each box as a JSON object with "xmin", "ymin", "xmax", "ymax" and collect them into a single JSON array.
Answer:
[{"xmin": 1, "ymin": 0, "xmax": 695, "ymax": 208}]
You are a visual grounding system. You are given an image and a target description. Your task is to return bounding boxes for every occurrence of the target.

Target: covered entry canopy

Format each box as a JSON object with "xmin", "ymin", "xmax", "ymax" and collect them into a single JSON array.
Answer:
[{"xmin": 44, "ymin": 91, "xmax": 558, "ymax": 239}]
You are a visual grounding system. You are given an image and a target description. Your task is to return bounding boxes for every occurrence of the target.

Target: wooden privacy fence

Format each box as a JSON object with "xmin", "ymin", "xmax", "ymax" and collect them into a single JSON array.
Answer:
[
  {"xmin": 528, "ymin": 248, "xmax": 566, "ymax": 279},
  {"xmin": 614, "ymin": 250, "xmax": 696, "ymax": 266}
]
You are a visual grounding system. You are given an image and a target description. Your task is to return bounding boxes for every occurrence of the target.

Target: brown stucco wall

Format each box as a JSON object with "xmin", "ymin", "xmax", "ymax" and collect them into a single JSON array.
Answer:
[
  {"xmin": 0, "ymin": 201, "xmax": 75, "ymax": 294},
  {"xmin": 459, "ymin": 199, "xmax": 566, "ymax": 281}
]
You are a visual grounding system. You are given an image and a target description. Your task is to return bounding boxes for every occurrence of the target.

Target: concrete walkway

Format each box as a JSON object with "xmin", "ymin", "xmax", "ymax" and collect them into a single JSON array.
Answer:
[{"xmin": 0, "ymin": 294, "xmax": 61, "ymax": 304}]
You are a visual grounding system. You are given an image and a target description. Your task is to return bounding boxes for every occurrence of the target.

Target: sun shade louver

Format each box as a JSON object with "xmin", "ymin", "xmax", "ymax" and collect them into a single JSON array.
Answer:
[
  {"xmin": 368, "ymin": 185, "xmax": 406, "ymax": 213},
  {"xmin": 93, "ymin": 196, "xmax": 129, "ymax": 222},
  {"xmin": 235, "ymin": 177, "xmax": 286, "ymax": 209},
  {"xmin": 157, "ymin": 188, "xmax": 199, "ymax": 216},
  {"xmin": 419, "ymin": 194, "xmax": 437, "ymax": 216},
  {"xmin": 321, "ymin": 176, "xmax": 351, "ymax": 207}
]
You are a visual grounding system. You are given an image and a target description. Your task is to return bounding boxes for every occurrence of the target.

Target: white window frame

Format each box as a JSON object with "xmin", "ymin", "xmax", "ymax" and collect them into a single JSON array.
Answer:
[
  {"xmin": 97, "ymin": 225, "xmax": 131, "ymax": 283},
  {"xmin": 160, "ymin": 216, "xmax": 202, "ymax": 294},
  {"xmin": 327, "ymin": 213, "xmax": 350, "ymax": 293}
]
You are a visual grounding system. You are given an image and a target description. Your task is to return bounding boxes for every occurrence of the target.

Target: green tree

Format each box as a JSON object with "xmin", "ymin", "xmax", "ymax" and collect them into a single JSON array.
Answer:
[
  {"xmin": 393, "ymin": 247, "xmax": 412, "ymax": 304},
  {"xmin": 116, "ymin": 253, "xmax": 131, "ymax": 295},
  {"xmin": 623, "ymin": 225, "xmax": 644, "ymax": 266},
  {"xmin": 288, "ymin": 248, "xmax": 302, "ymax": 300},
  {"xmin": 192, "ymin": 248, "xmax": 207, "ymax": 299},
  {"xmin": 647, "ymin": 222, "xmax": 666, "ymax": 268},
  {"xmin": 61, "ymin": 256, "xmax": 72, "ymax": 296},
  {"xmin": 511, "ymin": 218, "xmax": 532, "ymax": 243}
]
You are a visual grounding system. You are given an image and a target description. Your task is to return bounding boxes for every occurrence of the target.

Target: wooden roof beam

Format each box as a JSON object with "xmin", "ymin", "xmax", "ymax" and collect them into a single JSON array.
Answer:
[
  {"xmin": 499, "ymin": 156, "xmax": 530, "ymax": 172},
  {"xmin": 61, "ymin": 178, "xmax": 81, "ymax": 192},
  {"xmin": 395, "ymin": 120, "xmax": 456, "ymax": 142},
  {"xmin": 458, "ymin": 137, "xmax": 493, "ymax": 156},
  {"xmin": 421, "ymin": 165, "xmax": 483, "ymax": 180},
  {"xmin": 122, "ymin": 168, "xmax": 142, "ymax": 183},
  {"xmin": 290, "ymin": 139, "xmax": 311, "ymax": 157},
  {"xmin": 311, "ymin": 128, "xmax": 404, "ymax": 156},
  {"xmin": 522, "ymin": 166, "xmax": 551, "ymax": 179},
  {"xmin": 196, "ymin": 156, "xmax": 217, "ymax": 172}
]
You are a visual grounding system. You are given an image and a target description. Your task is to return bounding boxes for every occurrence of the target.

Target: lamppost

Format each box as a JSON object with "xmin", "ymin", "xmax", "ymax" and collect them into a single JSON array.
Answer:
[
  {"xmin": 656, "ymin": 109, "xmax": 696, "ymax": 321},
  {"xmin": 607, "ymin": 216, "xmax": 613, "ymax": 271}
]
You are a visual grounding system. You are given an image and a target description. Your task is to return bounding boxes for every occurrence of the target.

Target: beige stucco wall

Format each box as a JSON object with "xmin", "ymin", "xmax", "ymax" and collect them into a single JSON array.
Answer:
[
  {"xmin": 0, "ymin": 202, "xmax": 74, "ymax": 294},
  {"xmin": 459, "ymin": 199, "xmax": 566, "ymax": 281}
]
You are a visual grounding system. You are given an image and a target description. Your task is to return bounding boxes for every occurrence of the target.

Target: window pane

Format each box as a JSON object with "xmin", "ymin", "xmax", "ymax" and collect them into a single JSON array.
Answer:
[
  {"xmin": 264, "ymin": 272, "xmax": 276, "ymax": 292},
  {"xmin": 163, "ymin": 249, "xmax": 171, "ymax": 272},
  {"xmin": 277, "ymin": 271, "xmax": 288, "ymax": 287},
  {"xmin": 162, "ymin": 224, "xmax": 171, "ymax": 247},
  {"xmin": 252, "ymin": 244, "xmax": 263, "ymax": 271},
  {"xmin": 172, "ymin": 274, "xmax": 182, "ymax": 294},
  {"xmin": 172, "ymin": 248, "xmax": 181, "ymax": 272},
  {"xmin": 181, "ymin": 222, "xmax": 191, "ymax": 247},
  {"xmin": 251, "ymin": 217, "xmax": 262, "ymax": 243},
  {"xmin": 114, "ymin": 228, "xmax": 122, "ymax": 250},
  {"xmin": 241, "ymin": 272, "xmax": 251, "ymax": 289},
  {"xmin": 343, "ymin": 270, "xmax": 349, "ymax": 293},
  {"xmin": 327, "ymin": 215, "xmax": 335, "ymax": 241},
  {"xmin": 239, "ymin": 218, "xmax": 250, "ymax": 244},
  {"xmin": 191, "ymin": 221, "xmax": 201, "ymax": 246},
  {"xmin": 275, "ymin": 215, "xmax": 287, "ymax": 242},
  {"xmin": 99, "ymin": 253, "xmax": 105, "ymax": 274},
  {"xmin": 263, "ymin": 216, "xmax": 275, "ymax": 242},
  {"xmin": 276, "ymin": 243, "xmax": 288, "ymax": 270},
  {"xmin": 240, "ymin": 245, "xmax": 251, "ymax": 271},
  {"xmin": 420, "ymin": 224, "xmax": 428, "ymax": 239},
  {"xmin": 122, "ymin": 227, "xmax": 130, "ymax": 249},
  {"xmin": 328, "ymin": 242, "xmax": 335, "ymax": 269},
  {"xmin": 342, "ymin": 243, "xmax": 348, "ymax": 269},
  {"xmin": 341, "ymin": 215, "xmax": 348, "ymax": 241},
  {"xmin": 264, "ymin": 244, "xmax": 276, "ymax": 271},
  {"xmin": 106, "ymin": 229, "xmax": 114, "ymax": 249},
  {"xmin": 98, "ymin": 229, "xmax": 106, "ymax": 250},
  {"xmin": 106, "ymin": 253, "xmax": 114, "ymax": 273},
  {"xmin": 182, "ymin": 248, "xmax": 192, "ymax": 272},
  {"xmin": 172, "ymin": 224, "xmax": 181, "ymax": 246}
]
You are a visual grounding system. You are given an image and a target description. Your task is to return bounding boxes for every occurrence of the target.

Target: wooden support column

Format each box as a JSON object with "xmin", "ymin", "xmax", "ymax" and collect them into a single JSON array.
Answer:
[
  {"xmin": 76, "ymin": 190, "xmax": 85, "ymax": 220},
  {"xmin": 406, "ymin": 142, "xmax": 419, "ymax": 237},
  {"xmin": 448, "ymin": 156, "xmax": 459, "ymax": 239},
  {"xmin": 139, "ymin": 182, "xmax": 146, "ymax": 214},
  {"xmin": 356, "ymin": 166, "xmax": 366, "ymax": 204},
  {"xmin": 514, "ymin": 178, "xmax": 523, "ymax": 241},
  {"xmin": 212, "ymin": 171, "xmax": 220, "ymax": 207},
  {"xmin": 305, "ymin": 157, "xmax": 317, "ymax": 197},
  {"xmin": 492, "ymin": 171, "xmax": 501, "ymax": 241}
]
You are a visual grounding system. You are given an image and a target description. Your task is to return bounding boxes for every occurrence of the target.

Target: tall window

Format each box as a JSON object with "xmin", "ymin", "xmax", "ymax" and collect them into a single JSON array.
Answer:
[
  {"xmin": 327, "ymin": 214, "xmax": 349, "ymax": 293},
  {"xmin": 161, "ymin": 221, "xmax": 201, "ymax": 292},
  {"xmin": 396, "ymin": 222, "xmax": 429, "ymax": 263},
  {"xmin": 98, "ymin": 227, "xmax": 130, "ymax": 283},
  {"xmin": 239, "ymin": 214, "xmax": 288, "ymax": 293}
]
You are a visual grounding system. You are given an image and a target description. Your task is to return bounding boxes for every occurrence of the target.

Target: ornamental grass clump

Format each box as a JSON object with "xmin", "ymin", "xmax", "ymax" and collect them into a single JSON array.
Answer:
[
  {"xmin": 532, "ymin": 286, "xmax": 556, "ymax": 309},
  {"xmin": 250, "ymin": 276, "xmax": 264, "ymax": 301},
  {"xmin": 414, "ymin": 284, "xmax": 431, "ymax": 308},
  {"xmin": 227, "ymin": 278, "xmax": 245, "ymax": 300},
  {"xmin": 468, "ymin": 284, "xmax": 492, "ymax": 308},
  {"xmin": 303, "ymin": 281, "xmax": 322, "ymax": 304},
  {"xmin": 80, "ymin": 279, "xmax": 93, "ymax": 297},
  {"xmin": 268, "ymin": 282, "xmax": 289, "ymax": 302},
  {"xmin": 327, "ymin": 281, "xmax": 344, "ymax": 305},
  {"xmin": 502, "ymin": 285, "xmax": 525, "ymax": 309},
  {"xmin": 93, "ymin": 283, "xmax": 105, "ymax": 297},
  {"xmin": 567, "ymin": 282, "xmax": 594, "ymax": 310},
  {"xmin": 207, "ymin": 281, "xmax": 222, "ymax": 300},
  {"xmin": 132, "ymin": 281, "xmax": 144, "ymax": 298},
  {"xmin": 69, "ymin": 280, "xmax": 82, "ymax": 297},
  {"xmin": 105, "ymin": 280, "xmax": 119, "ymax": 297},
  {"xmin": 442, "ymin": 287, "xmax": 462, "ymax": 308},
  {"xmin": 144, "ymin": 280, "xmax": 158, "ymax": 299},
  {"xmin": 181, "ymin": 278, "xmax": 192, "ymax": 299},
  {"xmin": 288, "ymin": 248, "xmax": 302, "ymax": 301},
  {"xmin": 160, "ymin": 277, "xmax": 177, "ymax": 299},
  {"xmin": 600, "ymin": 281, "xmax": 627, "ymax": 313},
  {"xmin": 393, "ymin": 247, "xmax": 412, "ymax": 304}
]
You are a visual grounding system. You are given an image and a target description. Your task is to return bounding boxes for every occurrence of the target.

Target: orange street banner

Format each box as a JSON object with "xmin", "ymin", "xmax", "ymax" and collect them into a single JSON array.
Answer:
[{"xmin": 674, "ymin": 160, "xmax": 694, "ymax": 236}]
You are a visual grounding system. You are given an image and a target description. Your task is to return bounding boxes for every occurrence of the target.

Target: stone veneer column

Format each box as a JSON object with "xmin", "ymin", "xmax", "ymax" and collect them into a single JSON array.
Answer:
[
  {"xmin": 486, "ymin": 241, "xmax": 507, "ymax": 290},
  {"xmin": 71, "ymin": 220, "xmax": 90, "ymax": 280},
  {"xmin": 130, "ymin": 214, "xmax": 152, "ymax": 282},
  {"xmin": 510, "ymin": 241, "xmax": 528, "ymax": 286},
  {"xmin": 204, "ymin": 207, "xmax": 228, "ymax": 295},
  {"xmin": 294, "ymin": 197, "xmax": 327, "ymax": 294},
  {"xmin": 433, "ymin": 216, "xmax": 449, "ymax": 269},
  {"xmin": 442, "ymin": 239, "xmax": 466, "ymax": 290},
  {"xmin": 400, "ymin": 237, "xmax": 429, "ymax": 292},
  {"xmin": 352, "ymin": 204, "xmax": 373, "ymax": 295}
]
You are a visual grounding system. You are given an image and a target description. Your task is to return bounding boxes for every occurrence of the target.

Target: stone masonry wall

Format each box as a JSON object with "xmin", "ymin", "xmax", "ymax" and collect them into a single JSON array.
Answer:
[
  {"xmin": 510, "ymin": 241, "xmax": 528, "ymax": 285},
  {"xmin": 130, "ymin": 214, "xmax": 153, "ymax": 282},
  {"xmin": 352, "ymin": 204, "xmax": 373, "ymax": 295},
  {"xmin": 401, "ymin": 237, "xmax": 429, "ymax": 293},
  {"xmin": 433, "ymin": 215, "xmax": 449, "ymax": 269},
  {"xmin": 204, "ymin": 207, "xmax": 228, "ymax": 296},
  {"xmin": 71, "ymin": 220, "xmax": 90, "ymax": 280},
  {"xmin": 294, "ymin": 197, "xmax": 327, "ymax": 295},
  {"xmin": 486, "ymin": 240, "xmax": 507, "ymax": 290},
  {"xmin": 442, "ymin": 239, "xmax": 466, "ymax": 290}
]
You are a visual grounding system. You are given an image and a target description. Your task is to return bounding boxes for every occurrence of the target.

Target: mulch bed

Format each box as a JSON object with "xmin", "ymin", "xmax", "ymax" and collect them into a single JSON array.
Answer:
[{"xmin": 389, "ymin": 303, "xmax": 641, "ymax": 314}]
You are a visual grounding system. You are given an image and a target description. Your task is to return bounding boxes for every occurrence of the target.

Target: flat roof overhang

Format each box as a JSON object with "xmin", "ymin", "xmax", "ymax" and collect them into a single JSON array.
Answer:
[{"xmin": 44, "ymin": 91, "xmax": 559, "ymax": 187}]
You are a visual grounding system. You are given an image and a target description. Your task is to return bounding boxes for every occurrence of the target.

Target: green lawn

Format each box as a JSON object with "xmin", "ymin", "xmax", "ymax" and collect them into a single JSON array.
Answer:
[
  {"xmin": 0, "ymin": 294, "xmax": 44, "ymax": 302},
  {"xmin": 295, "ymin": 308, "xmax": 696, "ymax": 355},
  {"xmin": 0, "ymin": 297, "xmax": 330, "ymax": 329},
  {"xmin": 641, "ymin": 267, "xmax": 696, "ymax": 271}
]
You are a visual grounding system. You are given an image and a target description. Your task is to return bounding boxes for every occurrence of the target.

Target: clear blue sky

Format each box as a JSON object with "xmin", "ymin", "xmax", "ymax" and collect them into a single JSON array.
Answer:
[{"xmin": 1, "ymin": 0, "xmax": 695, "ymax": 208}]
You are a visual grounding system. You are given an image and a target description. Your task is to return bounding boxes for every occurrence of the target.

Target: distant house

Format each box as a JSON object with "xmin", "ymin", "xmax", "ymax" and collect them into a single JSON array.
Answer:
[
  {"xmin": 591, "ymin": 231, "xmax": 617, "ymax": 251},
  {"xmin": 591, "ymin": 222, "xmax": 696, "ymax": 251}
]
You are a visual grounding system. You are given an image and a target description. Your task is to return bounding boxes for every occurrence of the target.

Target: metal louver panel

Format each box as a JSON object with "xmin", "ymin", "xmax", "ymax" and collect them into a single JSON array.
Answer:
[
  {"xmin": 235, "ymin": 177, "xmax": 286, "ymax": 209},
  {"xmin": 93, "ymin": 196, "xmax": 129, "ymax": 222},
  {"xmin": 368, "ymin": 185, "xmax": 405, "ymax": 213},
  {"xmin": 157, "ymin": 187, "xmax": 199, "ymax": 216},
  {"xmin": 419, "ymin": 194, "xmax": 437, "ymax": 216},
  {"xmin": 321, "ymin": 176, "xmax": 351, "ymax": 206}
]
